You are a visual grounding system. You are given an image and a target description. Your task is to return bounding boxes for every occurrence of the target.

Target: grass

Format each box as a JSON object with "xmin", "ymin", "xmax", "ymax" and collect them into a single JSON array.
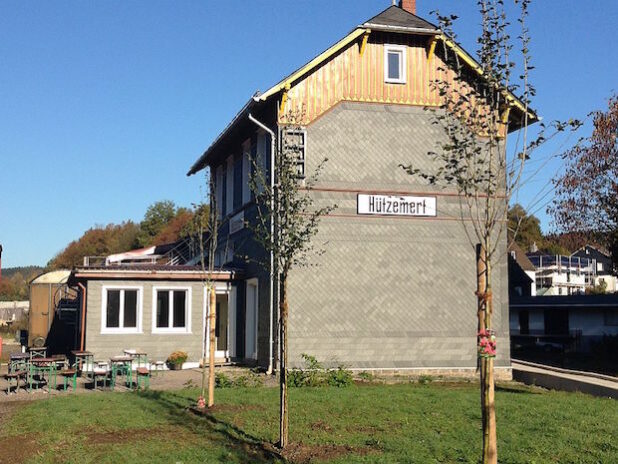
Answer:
[{"xmin": 0, "ymin": 382, "xmax": 616, "ymax": 463}]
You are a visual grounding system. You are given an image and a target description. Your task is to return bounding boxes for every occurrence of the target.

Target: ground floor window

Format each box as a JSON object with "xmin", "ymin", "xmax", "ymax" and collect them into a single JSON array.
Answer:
[
  {"xmin": 101, "ymin": 287, "xmax": 142, "ymax": 334},
  {"xmin": 153, "ymin": 288, "xmax": 191, "ymax": 333}
]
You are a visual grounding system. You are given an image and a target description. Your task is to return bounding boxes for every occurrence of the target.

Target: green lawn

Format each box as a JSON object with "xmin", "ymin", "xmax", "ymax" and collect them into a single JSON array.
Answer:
[{"xmin": 0, "ymin": 382, "xmax": 616, "ymax": 463}]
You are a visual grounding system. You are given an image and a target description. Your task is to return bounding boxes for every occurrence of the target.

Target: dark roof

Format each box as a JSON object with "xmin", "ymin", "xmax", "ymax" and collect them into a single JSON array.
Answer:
[
  {"xmin": 573, "ymin": 244, "xmax": 611, "ymax": 259},
  {"xmin": 508, "ymin": 242, "xmax": 536, "ymax": 272},
  {"xmin": 362, "ymin": 5, "xmax": 438, "ymax": 31}
]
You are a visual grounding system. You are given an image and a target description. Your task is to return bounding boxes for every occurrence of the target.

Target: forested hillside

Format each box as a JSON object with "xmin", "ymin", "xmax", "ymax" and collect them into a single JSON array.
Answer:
[
  {"xmin": 0, "ymin": 266, "xmax": 44, "ymax": 301},
  {"xmin": 0, "ymin": 200, "xmax": 208, "ymax": 300}
]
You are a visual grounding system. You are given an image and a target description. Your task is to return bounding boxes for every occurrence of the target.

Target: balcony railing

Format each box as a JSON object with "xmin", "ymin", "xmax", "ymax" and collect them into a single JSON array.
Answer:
[{"xmin": 528, "ymin": 255, "xmax": 595, "ymax": 274}]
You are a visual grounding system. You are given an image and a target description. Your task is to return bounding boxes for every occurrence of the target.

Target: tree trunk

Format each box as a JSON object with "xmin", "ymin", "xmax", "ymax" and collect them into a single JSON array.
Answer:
[
  {"xmin": 477, "ymin": 244, "xmax": 497, "ymax": 464},
  {"xmin": 278, "ymin": 276, "xmax": 289, "ymax": 449},
  {"xmin": 208, "ymin": 286, "xmax": 217, "ymax": 408}
]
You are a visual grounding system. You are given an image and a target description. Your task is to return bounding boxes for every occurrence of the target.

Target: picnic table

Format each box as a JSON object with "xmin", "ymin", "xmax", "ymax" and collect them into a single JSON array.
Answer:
[
  {"xmin": 110, "ymin": 356, "xmax": 133, "ymax": 388},
  {"xmin": 71, "ymin": 350, "xmax": 94, "ymax": 374},
  {"xmin": 29, "ymin": 357, "xmax": 59, "ymax": 392},
  {"xmin": 123, "ymin": 350, "xmax": 148, "ymax": 367}
]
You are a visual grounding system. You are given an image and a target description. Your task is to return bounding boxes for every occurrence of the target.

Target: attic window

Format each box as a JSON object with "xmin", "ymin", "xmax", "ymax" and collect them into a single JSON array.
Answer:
[{"xmin": 384, "ymin": 44, "xmax": 406, "ymax": 84}]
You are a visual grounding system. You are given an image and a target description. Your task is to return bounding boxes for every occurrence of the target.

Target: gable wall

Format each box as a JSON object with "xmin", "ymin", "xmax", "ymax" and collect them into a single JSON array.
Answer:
[{"xmin": 280, "ymin": 32, "xmax": 446, "ymax": 125}]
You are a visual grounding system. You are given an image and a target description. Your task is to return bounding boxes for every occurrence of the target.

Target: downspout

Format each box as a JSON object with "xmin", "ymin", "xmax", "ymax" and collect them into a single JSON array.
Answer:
[
  {"xmin": 77, "ymin": 282, "xmax": 87, "ymax": 351},
  {"xmin": 248, "ymin": 113, "xmax": 275, "ymax": 375}
]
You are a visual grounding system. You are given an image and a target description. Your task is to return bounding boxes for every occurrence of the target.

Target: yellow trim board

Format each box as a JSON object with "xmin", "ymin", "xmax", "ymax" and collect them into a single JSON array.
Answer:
[
  {"xmin": 439, "ymin": 34, "xmax": 536, "ymax": 121},
  {"xmin": 257, "ymin": 28, "xmax": 370, "ymax": 101}
]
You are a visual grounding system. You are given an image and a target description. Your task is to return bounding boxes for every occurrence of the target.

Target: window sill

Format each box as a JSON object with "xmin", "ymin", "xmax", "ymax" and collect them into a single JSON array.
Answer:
[
  {"xmin": 152, "ymin": 329, "xmax": 192, "ymax": 335},
  {"xmin": 385, "ymin": 79, "xmax": 406, "ymax": 84},
  {"xmin": 101, "ymin": 329, "xmax": 142, "ymax": 335}
]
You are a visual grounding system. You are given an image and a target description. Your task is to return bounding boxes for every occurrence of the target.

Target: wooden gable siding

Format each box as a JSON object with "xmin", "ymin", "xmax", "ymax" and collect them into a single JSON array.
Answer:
[{"xmin": 280, "ymin": 33, "xmax": 446, "ymax": 125}]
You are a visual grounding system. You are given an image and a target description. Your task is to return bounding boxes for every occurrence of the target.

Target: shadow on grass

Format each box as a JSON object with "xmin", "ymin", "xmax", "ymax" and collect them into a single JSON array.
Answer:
[
  {"xmin": 137, "ymin": 390, "xmax": 283, "ymax": 463},
  {"xmin": 495, "ymin": 384, "xmax": 543, "ymax": 395}
]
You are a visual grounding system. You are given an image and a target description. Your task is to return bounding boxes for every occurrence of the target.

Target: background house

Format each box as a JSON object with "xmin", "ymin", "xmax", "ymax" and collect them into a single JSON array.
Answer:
[
  {"xmin": 510, "ymin": 294, "xmax": 618, "ymax": 362},
  {"xmin": 572, "ymin": 245, "xmax": 618, "ymax": 293},
  {"xmin": 508, "ymin": 242, "xmax": 536, "ymax": 298},
  {"xmin": 526, "ymin": 253, "xmax": 594, "ymax": 296}
]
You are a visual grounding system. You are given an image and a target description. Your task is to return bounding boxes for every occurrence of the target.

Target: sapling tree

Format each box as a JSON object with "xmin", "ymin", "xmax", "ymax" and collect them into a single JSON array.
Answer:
[
  {"xmin": 401, "ymin": 1, "xmax": 579, "ymax": 462},
  {"xmin": 249, "ymin": 108, "xmax": 336, "ymax": 449},
  {"xmin": 193, "ymin": 171, "xmax": 218, "ymax": 409}
]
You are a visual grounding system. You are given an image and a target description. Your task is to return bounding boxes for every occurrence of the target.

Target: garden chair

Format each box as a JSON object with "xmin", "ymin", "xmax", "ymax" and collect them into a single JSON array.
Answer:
[
  {"xmin": 135, "ymin": 367, "xmax": 150, "ymax": 389},
  {"xmin": 91, "ymin": 361, "xmax": 110, "ymax": 390},
  {"xmin": 59, "ymin": 368, "xmax": 78, "ymax": 392}
]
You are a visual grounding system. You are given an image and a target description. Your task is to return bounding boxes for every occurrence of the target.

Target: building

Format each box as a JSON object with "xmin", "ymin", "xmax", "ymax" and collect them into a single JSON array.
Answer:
[
  {"xmin": 526, "ymin": 253, "xmax": 595, "ymax": 296},
  {"xmin": 572, "ymin": 245, "xmax": 618, "ymax": 293},
  {"xmin": 68, "ymin": 264, "xmax": 238, "ymax": 365},
  {"xmin": 508, "ymin": 242, "xmax": 536, "ymax": 298},
  {"xmin": 186, "ymin": 2, "xmax": 534, "ymax": 373},
  {"xmin": 510, "ymin": 294, "xmax": 618, "ymax": 353}
]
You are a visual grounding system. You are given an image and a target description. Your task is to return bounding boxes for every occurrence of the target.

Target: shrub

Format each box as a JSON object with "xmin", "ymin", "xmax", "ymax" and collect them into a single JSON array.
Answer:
[
  {"xmin": 215, "ymin": 372, "xmax": 233, "ymax": 388},
  {"xmin": 166, "ymin": 351, "xmax": 188, "ymax": 365},
  {"xmin": 327, "ymin": 366, "xmax": 354, "ymax": 387},
  {"xmin": 233, "ymin": 372, "xmax": 263, "ymax": 388},
  {"xmin": 288, "ymin": 354, "xmax": 353, "ymax": 388}
]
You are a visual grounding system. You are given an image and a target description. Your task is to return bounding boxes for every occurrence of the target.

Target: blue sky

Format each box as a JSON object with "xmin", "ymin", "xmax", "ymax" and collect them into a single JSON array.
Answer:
[{"xmin": 1, "ymin": 1, "xmax": 616, "ymax": 268}]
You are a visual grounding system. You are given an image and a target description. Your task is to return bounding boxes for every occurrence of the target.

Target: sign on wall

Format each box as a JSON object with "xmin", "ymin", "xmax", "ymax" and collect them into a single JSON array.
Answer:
[
  {"xmin": 229, "ymin": 211, "xmax": 245, "ymax": 234},
  {"xmin": 357, "ymin": 194, "xmax": 437, "ymax": 217}
]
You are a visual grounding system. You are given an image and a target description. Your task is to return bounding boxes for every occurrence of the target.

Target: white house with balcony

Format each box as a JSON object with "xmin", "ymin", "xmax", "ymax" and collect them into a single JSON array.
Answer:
[{"xmin": 527, "ymin": 254, "xmax": 595, "ymax": 296}]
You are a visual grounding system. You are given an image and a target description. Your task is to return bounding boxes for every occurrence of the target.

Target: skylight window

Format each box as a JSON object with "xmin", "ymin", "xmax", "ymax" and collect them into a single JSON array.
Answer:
[{"xmin": 384, "ymin": 44, "xmax": 406, "ymax": 84}]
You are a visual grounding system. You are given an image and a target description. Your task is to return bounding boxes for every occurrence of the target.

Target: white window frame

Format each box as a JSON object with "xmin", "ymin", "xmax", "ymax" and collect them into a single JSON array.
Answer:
[
  {"xmin": 152, "ymin": 286, "xmax": 192, "ymax": 334},
  {"xmin": 101, "ymin": 286, "xmax": 143, "ymax": 334},
  {"xmin": 384, "ymin": 44, "xmax": 407, "ymax": 84}
]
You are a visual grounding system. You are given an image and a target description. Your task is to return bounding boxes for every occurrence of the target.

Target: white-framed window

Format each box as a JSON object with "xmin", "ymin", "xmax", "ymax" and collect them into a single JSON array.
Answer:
[
  {"xmin": 152, "ymin": 287, "xmax": 192, "ymax": 334},
  {"xmin": 101, "ymin": 286, "xmax": 142, "ymax": 334},
  {"xmin": 384, "ymin": 44, "xmax": 406, "ymax": 84},
  {"xmin": 280, "ymin": 128, "xmax": 306, "ymax": 179}
]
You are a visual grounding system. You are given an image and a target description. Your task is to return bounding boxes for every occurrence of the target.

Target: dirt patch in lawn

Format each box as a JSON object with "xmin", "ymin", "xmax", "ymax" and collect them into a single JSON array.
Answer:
[
  {"xmin": 273, "ymin": 442, "xmax": 377, "ymax": 464},
  {"xmin": 0, "ymin": 401, "xmax": 39, "ymax": 464},
  {"xmin": 0, "ymin": 433, "xmax": 38, "ymax": 464}
]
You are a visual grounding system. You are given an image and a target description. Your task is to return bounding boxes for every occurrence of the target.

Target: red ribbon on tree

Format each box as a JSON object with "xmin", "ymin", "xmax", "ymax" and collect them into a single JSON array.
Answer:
[{"xmin": 478, "ymin": 329, "xmax": 497, "ymax": 358}]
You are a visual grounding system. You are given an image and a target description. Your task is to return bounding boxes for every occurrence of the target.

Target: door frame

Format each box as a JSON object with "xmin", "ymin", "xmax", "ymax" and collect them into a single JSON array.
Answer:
[{"xmin": 203, "ymin": 283, "xmax": 235, "ymax": 360}]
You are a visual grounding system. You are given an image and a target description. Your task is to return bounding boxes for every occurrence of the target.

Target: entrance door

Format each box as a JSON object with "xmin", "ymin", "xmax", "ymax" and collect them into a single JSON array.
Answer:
[{"xmin": 215, "ymin": 294, "xmax": 228, "ymax": 358}]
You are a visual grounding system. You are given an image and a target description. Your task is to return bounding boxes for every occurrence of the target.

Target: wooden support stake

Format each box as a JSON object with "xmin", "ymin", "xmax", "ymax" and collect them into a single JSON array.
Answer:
[{"xmin": 208, "ymin": 286, "xmax": 216, "ymax": 408}]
